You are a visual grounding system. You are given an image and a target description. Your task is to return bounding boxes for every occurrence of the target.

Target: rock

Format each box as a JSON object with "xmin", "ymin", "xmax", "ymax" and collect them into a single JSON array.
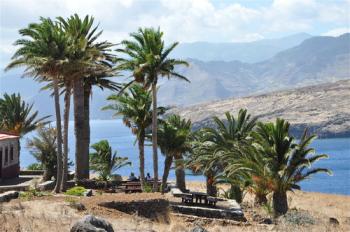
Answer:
[
  {"xmin": 260, "ymin": 218, "xmax": 273, "ymax": 225},
  {"xmin": 84, "ymin": 189, "xmax": 93, "ymax": 197},
  {"xmin": 329, "ymin": 217, "xmax": 340, "ymax": 225},
  {"xmin": 189, "ymin": 226, "xmax": 208, "ymax": 232},
  {"xmin": 70, "ymin": 215, "xmax": 114, "ymax": 232},
  {"xmin": 0, "ymin": 191, "xmax": 19, "ymax": 202},
  {"xmin": 69, "ymin": 202, "xmax": 86, "ymax": 211}
]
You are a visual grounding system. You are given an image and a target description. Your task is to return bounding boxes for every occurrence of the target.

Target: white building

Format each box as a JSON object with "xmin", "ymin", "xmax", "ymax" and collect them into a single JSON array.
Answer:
[{"xmin": 0, "ymin": 131, "xmax": 20, "ymax": 181}]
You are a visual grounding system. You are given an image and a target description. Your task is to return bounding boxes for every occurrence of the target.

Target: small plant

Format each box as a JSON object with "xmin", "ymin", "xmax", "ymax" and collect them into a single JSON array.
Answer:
[
  {"xmin": 65, "ymin": 186, "xmax": 86, "ymax": 196},
  {"xmin": 261, "ymin": 200, "xmax": 274, "ymax": 216},
  {"xmin": 19, "ymin": 188, "xmax": 45, "ymax": 200},
  {"xmin": 143, "ymin": 183, "xmax": 153, "ymax": 193},
  {"xmin": 281, "ymin": 209, "xmax": 315, "ymax": 225}
]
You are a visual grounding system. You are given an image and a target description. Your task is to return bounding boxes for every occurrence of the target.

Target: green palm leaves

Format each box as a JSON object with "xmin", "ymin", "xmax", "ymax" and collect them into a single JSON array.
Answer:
[
  {"xmin": 0, "ymin": 93, "xmax": 49, "ymax": 136},
  {"xmin": 90, "ymin": 140, "xmax": 131, "ymax": 183}
]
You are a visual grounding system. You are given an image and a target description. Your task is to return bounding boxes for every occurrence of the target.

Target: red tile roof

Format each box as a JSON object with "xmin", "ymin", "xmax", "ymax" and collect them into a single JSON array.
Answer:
[{"xmin": 0, "ymin": 132, "xmax": 19, "ymax": 141}]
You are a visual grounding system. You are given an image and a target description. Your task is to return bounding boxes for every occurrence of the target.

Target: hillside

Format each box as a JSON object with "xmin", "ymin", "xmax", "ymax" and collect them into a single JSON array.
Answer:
[
  {"xmin": 159, "ymin": 33, "xmax": 350, "ymax": 106},
  {"xmin": 170, "ymin": 80, "xmax": 350, "ymax": 138},
  {"xmin": 171, "ymin": 33, "xmax": 312, "ymax": 62}
]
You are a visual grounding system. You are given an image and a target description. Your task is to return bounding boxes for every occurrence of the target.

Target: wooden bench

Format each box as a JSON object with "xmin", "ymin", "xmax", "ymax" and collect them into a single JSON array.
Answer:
[{"xmin": 122, "ymin": 181, "xmax": 142, "ymax": 193}]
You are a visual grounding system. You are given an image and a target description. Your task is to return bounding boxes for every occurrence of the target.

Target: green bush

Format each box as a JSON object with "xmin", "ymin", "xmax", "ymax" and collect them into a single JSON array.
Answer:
[
  {"xmin": 143, "ymin": 183, "xmax": 153, "ymax": 193},
  {"xmin": 27, "ymin": 163, "xmax": 43, "ymax": 170},
  {"xmin": 65, "ymin": 186, "xmax": 86, "ymax": 196}
]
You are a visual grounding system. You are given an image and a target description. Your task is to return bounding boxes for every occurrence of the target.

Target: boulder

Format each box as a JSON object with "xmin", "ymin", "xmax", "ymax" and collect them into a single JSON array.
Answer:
[
  {"xmin": 329, "ymin": 217, "xmax": 340, "ymax": 225},
  {"xmin": 84, "ymin": 189, "xmax": 93, "ymax": 197},
  {"xmin": 0, "ymin": 191, "xmax": 19, "ymax": 202},
  {"xmin": 70, "ymin": 215, "xmax": 114, "ymax": 232},
  {"xmin": 189, "ymin": 226, "xmax": 208, "ymax": 232}
]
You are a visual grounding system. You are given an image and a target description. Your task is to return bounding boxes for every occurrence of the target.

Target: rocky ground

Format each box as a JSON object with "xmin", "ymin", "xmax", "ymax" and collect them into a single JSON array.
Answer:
[
  {"xmin": 0, "ymin": 182, "xmax": 349, "ymax": 232},
  {"xmin": 170, "ymin": 80, "xmax": 350, "ymax": 138}
]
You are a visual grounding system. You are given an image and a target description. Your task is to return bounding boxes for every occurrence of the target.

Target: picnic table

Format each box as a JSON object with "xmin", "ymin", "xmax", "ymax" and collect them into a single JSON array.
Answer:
[{"xmin": 180, "ymin": 191, "xmax": 218, "ymax": 206}]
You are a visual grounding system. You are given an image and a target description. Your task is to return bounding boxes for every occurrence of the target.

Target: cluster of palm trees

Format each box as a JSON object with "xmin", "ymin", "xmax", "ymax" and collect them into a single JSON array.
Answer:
[
  {"xmin": 5, "ymin": 14, "xmax": 188, "ymax": 193},
  {"xmin": 187, "ymin": 109, "xmax": 331, "ymax": 215},
  {"xmin": 3, "ymin": 14, "xmax": 330, "ymax": 216}
]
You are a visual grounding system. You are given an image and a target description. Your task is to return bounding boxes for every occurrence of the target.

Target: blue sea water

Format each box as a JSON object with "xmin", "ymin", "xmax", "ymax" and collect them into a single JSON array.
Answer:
[{"xmin": 20, "ymin": 120, "xmax": 350, "ymax": 195}]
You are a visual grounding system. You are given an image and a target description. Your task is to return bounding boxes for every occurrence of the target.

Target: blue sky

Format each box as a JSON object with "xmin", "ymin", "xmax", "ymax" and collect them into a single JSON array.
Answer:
[{"xmin": 0, "ymin": 0, "xmax": 349, "ymax": 69}]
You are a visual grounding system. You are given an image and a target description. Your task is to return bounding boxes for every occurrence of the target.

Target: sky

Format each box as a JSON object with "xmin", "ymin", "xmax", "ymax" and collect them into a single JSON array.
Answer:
[{"xmin": 0, "ymin": 0, "xmax": 349, "ymax": 69}]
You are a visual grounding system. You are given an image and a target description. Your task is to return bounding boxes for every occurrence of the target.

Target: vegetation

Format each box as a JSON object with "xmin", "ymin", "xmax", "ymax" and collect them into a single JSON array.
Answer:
[
  {"xmin": 26, "ymin": 126, "xmax": 58, "ymax": 181},
  {"xmin": 118, "ymin": 27, "xmax": 189, "ymax": 191},
  {"xmin": 65, "ymin": 186, "xmax": 87, "ymax": 196},
  {"xmin": 89, "ymin": 140, "xmax": 131, "ymax": 187},
  {"xmin": 157, "ymin": 115, "xmax": 192, "ymax": 193},
  {"xmin": 27, "ymin": 163, "xmax": 43, "ymax": 171},
  {"xmin": 103, "ymin": 84, "xmax": 165, "ymax": 190},
  {"xmin": 2, "ymin": 13, "xmax": 331, "ymax": 218}
]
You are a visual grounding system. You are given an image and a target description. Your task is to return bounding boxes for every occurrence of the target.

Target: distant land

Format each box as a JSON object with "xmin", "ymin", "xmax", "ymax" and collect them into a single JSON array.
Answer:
[
  {"xmin": 171, "ymin": 32, "xmax": 312, "ymax": 62},
  {"xmin": 1, "ymin": 33, "xmax": 349, "ymax": 119},
  {"xmin": 159, "ymin": 33, "xmax": 350, "ymax": 106},
  {"xmin": 170, "ymin": 79, "xmax": 350, "ymax": 138}
]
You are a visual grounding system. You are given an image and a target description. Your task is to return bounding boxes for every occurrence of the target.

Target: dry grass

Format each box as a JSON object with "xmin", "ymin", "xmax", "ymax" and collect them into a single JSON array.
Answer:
[{"xmin": 0, "ymin": 182, "xmax": 349, "ymax": 232}]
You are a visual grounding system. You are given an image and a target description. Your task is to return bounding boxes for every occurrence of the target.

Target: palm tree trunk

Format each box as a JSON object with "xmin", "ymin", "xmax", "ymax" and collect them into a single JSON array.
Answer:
[
  {"xmin": 83, "ymin": 83, "xmax": 91, "ymax": 178},
  {"xmin": 73, "ymin": 77, "xmax": 88, "ymax": 181},
  {"xmin": 206, "ymin": 172, "xmax": 217, "ymax": 197},
  {"xmin": 151, "ymin": 82, "xmax": 159, "ymax": 191},
  {"xmin": 53, "ymin": 76, "xmax": 63, "ymax": 193},
  {"xmin": 255, "ymin": 194, "xmax": 268, "ymax": 205},
  {"xmin": 60, "ymin": 84, "xmax": 71, "ymax": 191},
  {"xmin": 273, "ymin": 191, "xmax": 288, "ymax": 215},
  {"xmin": 161, "ymin": 155, "xmax": 173, "ymax": 194},
  {"xmin": 175, "ymin": 155, "xmax": 186, "ymax": 192},
  {"xmin": 138, "ymin": 129, "xmax": 146, "ymax": 190}
]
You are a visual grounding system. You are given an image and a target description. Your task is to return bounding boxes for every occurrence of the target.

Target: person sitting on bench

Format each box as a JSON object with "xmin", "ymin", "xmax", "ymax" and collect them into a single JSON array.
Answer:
[
  {"xmin": 145, "ymin": 173, "xmax": 152, "ymax": 181},
  {"xmin": 128, "ymin": 172, "xmax": 138, "ymax": 181}
]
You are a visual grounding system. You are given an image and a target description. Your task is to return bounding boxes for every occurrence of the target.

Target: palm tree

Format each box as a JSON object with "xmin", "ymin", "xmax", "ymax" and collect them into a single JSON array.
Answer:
[
  {"xmin": 5, "ymin": 18, "xmax": 66, "ymax": 192},
  {"xmin": 57, "ymin": 14, "xmax": 116, "ymax": 181},
  {"xmin": 195, "ymin": 109, "xmax": 257, "ymax": 200},
  {"xmin": 253, "ymin": 119, "xmax": 332, "ymax": 215},
  {"xmin": 157, "ymin": 115, "xmax": 192, "ymax": 193},
  {"xmin": 90, "ymin": 140, "xmax": 131, "ymax": 187},
  {"xmin": 117, "ymin": 27, "xmax": 189, "ymax": 191},
  {"xmin": 0, "ymin": 93, "xmax": 49, "ymax": 137},
  {"xmin": 102, "ymin": 84, "xmax": 165, "ymax": 190},
  {"xmin": 26, "ymin": 126, "xmax": 57, "ymax": 181}
]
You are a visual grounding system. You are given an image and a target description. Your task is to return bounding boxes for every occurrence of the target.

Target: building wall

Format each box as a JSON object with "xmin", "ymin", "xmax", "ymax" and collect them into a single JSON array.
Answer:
[{"xmin": 0, "ymin": 138, "xmax": 20, "ymax": 179}]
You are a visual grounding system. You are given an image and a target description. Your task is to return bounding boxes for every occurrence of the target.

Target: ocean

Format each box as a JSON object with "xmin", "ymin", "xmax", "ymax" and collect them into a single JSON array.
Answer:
[{"xmin": 20, "ymin": 120, "xmax": 350, "ymax": 195}]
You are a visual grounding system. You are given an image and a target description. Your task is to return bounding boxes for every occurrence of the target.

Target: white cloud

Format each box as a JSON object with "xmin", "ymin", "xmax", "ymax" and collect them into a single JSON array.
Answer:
[
  {"xmin": 0, "ymin": 0, "xmax": 349, "ymax": 58},
  {"xmin": 322, "ymin": 27, "xmax": 350, "ymax": 36}
]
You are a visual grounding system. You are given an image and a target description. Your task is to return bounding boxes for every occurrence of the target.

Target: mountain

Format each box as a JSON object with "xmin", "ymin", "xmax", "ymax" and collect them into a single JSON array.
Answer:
[
  {"xmin": 171, "ymin": 33, "xmax": 312, "ymax": 62},
  {"xmin": 170, "ymin": 80, "xmax": 350, "ymax": 138},
  {"xmin": 1, "ymin": 33, "xmax": 349, "ymax": 119},
  {"xmin": 158, "ymin": 33, "xmax": 350, "ymax": 106}
]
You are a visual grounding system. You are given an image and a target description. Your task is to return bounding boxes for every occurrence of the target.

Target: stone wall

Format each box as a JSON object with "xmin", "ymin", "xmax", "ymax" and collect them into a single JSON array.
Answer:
[{"xmin": 99, "ymin": 199, "xmax": 170, "ymax": 222}]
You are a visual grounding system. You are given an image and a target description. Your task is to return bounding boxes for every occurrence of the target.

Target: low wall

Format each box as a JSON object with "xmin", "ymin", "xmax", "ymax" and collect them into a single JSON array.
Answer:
[
  {"xmin": 2, "ymin": 164, "xmax": 19, "ymax": 179},
  {"xmin": 99, "ymin": 199, "xmax": 169, "ymax": 222},
  {"xmin": 19, "ymin": 170, "xmax": 44, "ymax": 176}
]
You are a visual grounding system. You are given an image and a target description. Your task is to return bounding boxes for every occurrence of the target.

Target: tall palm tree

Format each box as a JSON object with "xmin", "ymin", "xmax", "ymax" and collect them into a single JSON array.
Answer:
[
  {"xmin": 117, "ymin": 27, "xmax": 189, "ymax": 191},
  {"xmin": 5, "ymin": 18, "xmax": 67, "ymax": 193},
  {"xmin": 57, "ymin": 14, "xmax": 116, "ymax": 181},
  {"xmin": 253, "ymin": 119, "xmax": 331, "ymax": 215},
  {"xmin": 102, "ymin": 84, "xmax": 165, "ymax": 190},
  {"xmin": 157, "ymin": 115, "xmax": 192, "ymax": 193}
]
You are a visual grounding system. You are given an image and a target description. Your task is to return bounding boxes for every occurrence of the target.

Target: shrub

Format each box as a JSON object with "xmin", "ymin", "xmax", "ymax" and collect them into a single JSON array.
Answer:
[
  {"xmin": 27, "ymin": 163, "xmax": 43, "ymax": 170},
  {"xmin": 143, "ymin": 183, "xmax": 153, "ymax": 193},
  {"xmin": 65, "ymin": 186, "xmax": 86, "ymax": 196}
]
